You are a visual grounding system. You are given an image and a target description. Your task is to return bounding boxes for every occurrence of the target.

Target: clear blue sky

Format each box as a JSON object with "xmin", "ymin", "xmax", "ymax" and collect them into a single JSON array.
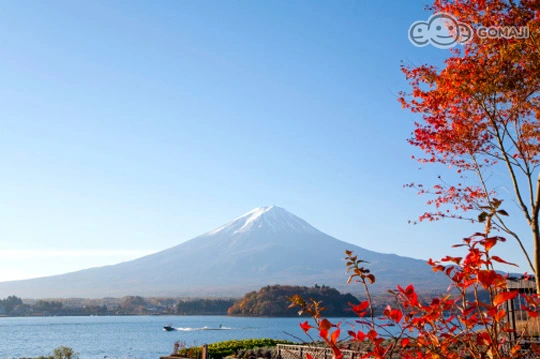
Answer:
[{"xmin": 0, "ymin": 1, "xmax": 532, "ymax": 282}]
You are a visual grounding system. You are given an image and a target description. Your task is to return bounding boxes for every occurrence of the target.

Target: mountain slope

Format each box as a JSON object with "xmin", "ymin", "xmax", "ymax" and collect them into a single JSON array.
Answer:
[{"xmin": 0, "ymin": 206, "xmax": 447, "ymax": 298}]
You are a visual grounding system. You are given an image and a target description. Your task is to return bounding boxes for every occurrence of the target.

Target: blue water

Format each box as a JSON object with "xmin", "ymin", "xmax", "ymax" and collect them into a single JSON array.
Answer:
[{"xmin": 0, "ymin": 316, "xmax": 353, "ymax": 359}]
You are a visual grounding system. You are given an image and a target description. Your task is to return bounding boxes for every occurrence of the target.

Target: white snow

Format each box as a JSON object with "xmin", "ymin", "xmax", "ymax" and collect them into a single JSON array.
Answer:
[{"xmin": 206, "ymin": 206, "xmax": 320, "ymax": 236}]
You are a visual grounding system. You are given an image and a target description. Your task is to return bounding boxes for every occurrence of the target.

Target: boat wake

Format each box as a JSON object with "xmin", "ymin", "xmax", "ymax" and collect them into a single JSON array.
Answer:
[
  {"xmin": 176, "ymin": 326, "xmax": 233, "ymax": 331},
  {"xmin": 164, "ymin": 325, "xmax": 241, "ymax": 331}
]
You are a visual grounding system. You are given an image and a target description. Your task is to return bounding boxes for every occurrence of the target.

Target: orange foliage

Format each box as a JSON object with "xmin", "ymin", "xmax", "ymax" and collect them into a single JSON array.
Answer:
[{"xmin": 400, "ymin": 0, "xmax": 540, "ymax": 290}]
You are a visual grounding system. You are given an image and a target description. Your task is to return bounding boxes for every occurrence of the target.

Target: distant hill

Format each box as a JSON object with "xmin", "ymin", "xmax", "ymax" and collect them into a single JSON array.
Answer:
[
  {"xmin": 0, "ymin": 206, "xmax": 449, "ymax": 298},
  {"xmin": 228, "ymin": 284, "xmax": 359, "ymax": 316},
  {"xmin": 176, "ymin": 298, "xmax": 236, "ymax": 315}
]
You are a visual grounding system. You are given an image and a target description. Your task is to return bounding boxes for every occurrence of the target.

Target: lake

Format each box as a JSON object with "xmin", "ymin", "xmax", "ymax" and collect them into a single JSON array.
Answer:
[{"xmin": 0, "ymin": 315, "xmax": 356, "ymax": 359}]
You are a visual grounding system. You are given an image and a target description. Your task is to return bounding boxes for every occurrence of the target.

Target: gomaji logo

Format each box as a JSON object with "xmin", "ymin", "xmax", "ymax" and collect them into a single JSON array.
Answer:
[{"xmin": 409, "ymin": 12, "xmax": 529, "ymax": 49}]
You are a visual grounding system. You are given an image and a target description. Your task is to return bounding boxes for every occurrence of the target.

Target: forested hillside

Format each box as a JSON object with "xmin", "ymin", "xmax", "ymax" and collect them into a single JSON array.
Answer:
[
  {"xmin": 176, "ymin": 298, "xmax": 236, "ymax": 315},
  {"xmin": 228, "ymin": 285, "xmax": 358, "ymax": 316}
]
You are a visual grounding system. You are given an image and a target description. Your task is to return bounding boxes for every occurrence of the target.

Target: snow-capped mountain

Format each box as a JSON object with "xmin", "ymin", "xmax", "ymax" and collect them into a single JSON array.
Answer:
[
  {"xmin": 0, "ymin": 206, "xmax": 447, "ymax": 298},
  {"xmin": 208, "ymin": 206, "xmax": 320, "ymax": 236}
]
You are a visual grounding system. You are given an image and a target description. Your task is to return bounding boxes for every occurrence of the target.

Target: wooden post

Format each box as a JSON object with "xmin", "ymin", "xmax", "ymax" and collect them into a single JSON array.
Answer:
[
  {"xmin": 202, "ymin": 344, "xmax": 208, "ymax": 359},
  {"xmin": 506, "ymin": 276, "xmax": 538, "ymax": 342}
]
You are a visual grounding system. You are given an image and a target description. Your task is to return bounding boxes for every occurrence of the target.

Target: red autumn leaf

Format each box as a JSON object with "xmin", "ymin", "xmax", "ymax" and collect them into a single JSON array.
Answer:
[
  {"xmin": 319, "ymin": 318, "xmax": 333, "ymax": 331},
  {"xmin": 475, "ymin": 331, "xmax": 492, "ymax": 346},
  {"xmin": 330, "ymin": 328, "xmax": 340, "ymax": 344},
  {"xmin": 350, "ymin": 301, "xmax": 369, "ymax": 315},
  {"xmin": 367, "ymin": 329, "xmax": 378, "ymax": 341},
  {"xmin": 477, "ymin": 270, "xmax": 500, "ymax": 288},
  {"xmin": 491, "ymin": 256, "xmax": 518, "ymax": 267},
  {"xmin": 384, "ymin": 306, "xmax": 403, "ymax": 323},
  {"xmin": 404, "ymin": 284, "xmax": 415, "ymax": 296},
  {"xmin": 521, "ymin": 305, "xmax": 540, "ymax": 318},
  {"xmin": 484, "ymin": 238, "xmax": 497, "ymax": 251},
  {"xmin": 348, "ymin": 330, "xmax": 366, "ymax": 341},
  {"xmin": 493, "ymin": 291, "xmax": 518, "ymax": 307},
  {"xmin": 494, "ymin": 309, "xmax": 506, "ymax": 322},
  {"xmin": 299, "ymin": 321, "xmax": 311, "ymax": 333}
]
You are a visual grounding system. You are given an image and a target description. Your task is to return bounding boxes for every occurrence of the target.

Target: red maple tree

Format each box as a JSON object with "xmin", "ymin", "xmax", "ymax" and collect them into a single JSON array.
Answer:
[{"xmin": 399, "ymin": 0, "xmax": 540, "ymax": 290}]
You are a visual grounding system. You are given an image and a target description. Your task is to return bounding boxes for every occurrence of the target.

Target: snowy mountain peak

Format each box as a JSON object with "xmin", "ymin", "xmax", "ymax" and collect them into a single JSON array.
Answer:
[{"xmin": 207, "ymin": 206, "xmax": 321, "ymax": 236}]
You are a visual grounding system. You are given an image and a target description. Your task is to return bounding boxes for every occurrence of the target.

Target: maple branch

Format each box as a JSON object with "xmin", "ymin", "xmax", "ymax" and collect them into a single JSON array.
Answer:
[
  {"xmin": 498, "ymin": 110, "xmax": 537, "ymax": 214},
  {"xmin": 479, "ymin": 148, "xmax": 520, "ymax": 167},
  {"xmin": 486, "ymin": 105, "xmax": 540, "ymax": 280},
  {"xmin": 482, "ymin": 98, "xmax": 533, "ymax": 223},
  {"xmin": 472, "ymin": 94, "xmax": 526, "ymax": 169},
  {"xmin": 474, "ymin": 94, "xmax": 535, "ymax": 212},
  {"xmin": 470, "ymin": 153, "xmax": 535, "ymax": 272},
  {"xmin": 491, "ymin": 219, "xmax": 534, "ymax": 271},
  {"xmin": 501, "ymin": 111, "xmax": 531, "ymax": 176}
]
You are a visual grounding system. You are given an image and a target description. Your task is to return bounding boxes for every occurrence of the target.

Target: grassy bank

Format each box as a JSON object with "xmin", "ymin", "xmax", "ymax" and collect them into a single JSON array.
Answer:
[{"xmin": 176, "ymin": 338, "xmax": 295, "ymax": 359}]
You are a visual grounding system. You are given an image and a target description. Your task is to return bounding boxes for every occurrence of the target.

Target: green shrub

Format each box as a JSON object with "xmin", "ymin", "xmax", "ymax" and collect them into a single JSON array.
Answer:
[
  {"xmin": 52, "ymin": 346, "xmax": 78, "ymax": 359},
  {"xmin": 235, "ymin": 346, "xmax": 275, "ymax": 359},
  {"xmin": 28, "ymin": 346, "xmax": 78, "ymax": 359},
  {"xmin": 177, "ymin": 338, "xmax": 294, "ymax": 359}
]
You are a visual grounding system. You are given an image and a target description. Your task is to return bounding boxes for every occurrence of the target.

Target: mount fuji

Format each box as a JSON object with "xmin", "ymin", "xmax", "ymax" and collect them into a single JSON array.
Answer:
[{"xmin": 0, "ymin": 206, "xmax": 447, "ymax": 298}]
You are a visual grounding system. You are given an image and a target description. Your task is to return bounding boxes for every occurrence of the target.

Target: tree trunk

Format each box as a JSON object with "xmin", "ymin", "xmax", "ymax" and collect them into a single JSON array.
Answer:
[
  {"xmin": 534, "ymin": 173, "xmax": 540, "ymax": 295},
  {"xmin": 534, "ymin": 223, "xmax": 540, "ymax": 294}
]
